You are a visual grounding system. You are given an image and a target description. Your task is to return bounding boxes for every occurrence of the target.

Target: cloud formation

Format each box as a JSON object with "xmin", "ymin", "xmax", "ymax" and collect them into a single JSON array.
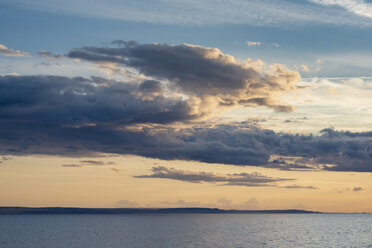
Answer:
[
  {"xmin": 0, "ymin": 75, "xmax": 371, "ymax": 173},
  {"xmin": 135, "ymin": 166, "xmax": 293, "ymax": 187},
  {"xmin": 0, "ymin": 43, "xmax": 30, "ymax": 57},
  {"xmin": 310, "ymin": 0, "xmax": 372, "ymax": 19},
  {"xmin": 5, "ymin": 0, "xmax": 372, "ymax": 26},
  {"xmin": 353, "ymin": 187, "xmax": 363, "ymax": 192},
  {"xmin": 61, "ymin": 160, "xmax": 116, "ymax": 167},
  {"xmin": 68, "ymin": 41, "xmax": 301, "ymax": 112},
  {"xmin": 38, "ymin": 50, "xmax": 62, "ymax": 59},
  {"xmin": 281, "ymin": 184, "xmax": 318, "ymax": 189},
  {"xmin": 246, "ymin": 41, "xmax": 262, "ymax": 46},
  {"xmin": 0, "ymin": 75, "xmax": 204, "ymax": 128},
  {"xmin": 0, "ymin": 42, "xmax": 372, "ymax": 173},
  {"xmin": 300, "ymin": 64, "xmax": 310, "ymax": 72}
]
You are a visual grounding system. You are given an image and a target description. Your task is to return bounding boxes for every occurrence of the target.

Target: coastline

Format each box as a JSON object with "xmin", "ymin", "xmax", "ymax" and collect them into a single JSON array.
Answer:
[{"xmin": 0, "ymin": 207, "xmax": 321, "ymax": 214}]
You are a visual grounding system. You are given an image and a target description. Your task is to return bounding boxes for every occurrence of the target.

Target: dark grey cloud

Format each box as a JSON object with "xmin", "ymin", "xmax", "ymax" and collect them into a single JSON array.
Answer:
[
  {"xmin": 79, "ymin": 160, "xmax": 106, "ymax": 165},
  {"xmin": 61, "ymin": 160, "xmax": 116, "ymax": 167},
  {"xmin": 135, "ymin": 166, "xmax": 293, "ymax": 187},
  {"xmin": 265, "ymin": 157, "xmax": 316, "ymax": 171},
  {"xmin": 0, "ymin": 75, "xmax": 372, "ymax": 172},
  {"xmin": 281, "ymin": 184, "xmax": 318, "ymax": 189},
  {"xmin": 284, "ymin": 117, "xmax": 309, "ymax": 123},
  {"xmin": 61, "ymin": 164, "xmax": 82, "ymax": 167},
  {"xmin": 139, "ymin": 80, "xmax": 163, "ymax": 93},
  {"xmin": 238, "ymin": 98, "xmax": 294, "ymax": 112},
  {"xmin": 353, "ymin": 187, "xmax": 363, "ymax": 192},
  {"xmin": 226, "ymin": 182, "xmax": 317, "ymax": 189},
  {"xmin": 80, "ymin": 160, "xmax": 116, "ymax": 165},
  {"xmin": 0, "ymin": 75, "xmax": 202, "ymax": 128},
  {"xmin": 68, "ymin": 41, "xmax": 301, "ymax": 112}
]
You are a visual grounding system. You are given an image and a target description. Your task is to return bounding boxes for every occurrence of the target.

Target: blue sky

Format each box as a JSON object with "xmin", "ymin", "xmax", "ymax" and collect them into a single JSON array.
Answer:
[{"xmin": 2, "ymin": 0, "xmax": 372, "ymax": 77}]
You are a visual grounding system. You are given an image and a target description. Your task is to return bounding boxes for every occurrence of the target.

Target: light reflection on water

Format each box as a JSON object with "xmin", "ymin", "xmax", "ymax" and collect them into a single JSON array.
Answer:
[{"xmin": 1, "ymin": 214, "xmax": 372, "ymax": 248}]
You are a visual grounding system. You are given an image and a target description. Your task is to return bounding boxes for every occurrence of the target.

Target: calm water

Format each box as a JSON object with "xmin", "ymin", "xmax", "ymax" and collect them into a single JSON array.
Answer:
[{"xmin": 1, "ymin": 214, "xmax": 372, "ymax": 248}]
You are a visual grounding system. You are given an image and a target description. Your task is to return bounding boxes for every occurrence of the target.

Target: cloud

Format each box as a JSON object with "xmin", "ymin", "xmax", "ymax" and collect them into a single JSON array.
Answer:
[
  {"xmin": 161, "ymin": 200, "xmax": 207, "ymax": 208},
  {"xmin": 281, "ymin": 184, "xmax": 318, "ymax": 189},
  {"xmin": 246, "ymin": 41, "xmax": 261, "ymax": 46},
  {"xmin": 0, "ymin": 156, "xmax": 12, "ymax": 164},
  {"xmin": 61, "ymin": 160, "xmax": 116, "ymax": 168},
  {"xmin": 158, "ymin": 197, "xmax": 261, "ymax": 210},
  {"xmin": 237, "ymin": 197, "xmax": 260, "ymax": 209},
  {"xmin": 206, "ymin": 197, "xmax": 261, "ymax": 210},
  {"xmin": 310, "ymin": 0, "xmax": 372, "ymax": 19},
  {"xmin": 0, "ymin": 76, "xmax": 372, "ymax": 172},
  {"xmin": 38, "ymin": 50, "xmax": 62, "ymax": 59},
  {"xmin": 116, "ymin": 200, "xmax": 141, "ymax": 208},
  {"xmin": 111, "ymin": 168, "xmax": 121, "ymax": 173},
  {"xmin": 353, "ymin": 186, "xmax": 363, "ymax": 192},
  {"xmin": 68, "ymin": 41, "xmax": 301, "ymax": 112},
  {"xmin": 0, "ymin": 43, "xmax": 30, "ymax": 57},
  {"xmin": 265, "ymin": 157, "xmax": 318, "ymax": 171},
  {"xmin": 0, "ymin": 74, "xmax": 372, "ymax": 172},
  {"xmin": 216, "ymin": 197, "xmax": 234, "ymax": 209},
  {"xmin": 300, "ymin": 64, "xmax": 310, "ymax": 72},
  {"xmin": 238, "ymin": 98, "xmax": 294, "ymax": 112},
  {"xmin": 0, "ymin": 75, "xmax": 203, "ymax": 128},
  {"xmin": 5, "ymin": 0, "xmax": 372, "ymax": 26},
  {"xmin": 80, "ymin": 160, "xmax": 116, "ymax": 165},
  {"xmin": 79, "ymin": 160, "xmax": 105, "ymax": 166},
  {"xmin": 135, "ymin": 166, "xmax": 293, "ymax": 187},
  {"xmin": 61, "ymin": 164, "xmax": 82, "ymax": 167},
  {"xmin": 335, "ymin": 186, "xmax": 365, "ymax": 193},
  {"xmin": 0, "ymin": 63, "xmax": 372, "ymax": 172}
]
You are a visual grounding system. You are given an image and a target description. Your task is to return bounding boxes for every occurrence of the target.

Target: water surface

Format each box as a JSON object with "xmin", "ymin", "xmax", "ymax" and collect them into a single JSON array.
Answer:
[{"xmin": 1, "ymin": 214, "xmax": 372, "ymax": 248}]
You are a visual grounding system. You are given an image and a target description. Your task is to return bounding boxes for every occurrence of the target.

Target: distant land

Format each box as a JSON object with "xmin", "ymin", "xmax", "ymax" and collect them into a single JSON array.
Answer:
[{"xmin": 0, "ymin": 207, "xmax": 321, "ymax": 214}]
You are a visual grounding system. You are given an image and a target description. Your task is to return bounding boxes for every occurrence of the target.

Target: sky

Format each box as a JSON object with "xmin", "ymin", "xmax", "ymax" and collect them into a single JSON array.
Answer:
[{"xmin": 0, "ymin": 0, "xmax": 372, "ymax": 213}]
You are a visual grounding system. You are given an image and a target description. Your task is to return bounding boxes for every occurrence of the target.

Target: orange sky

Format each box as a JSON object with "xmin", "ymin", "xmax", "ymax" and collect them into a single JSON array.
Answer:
[{"xmin": 1, "ymin": 155, "xmax": 371, "ymax": 213}]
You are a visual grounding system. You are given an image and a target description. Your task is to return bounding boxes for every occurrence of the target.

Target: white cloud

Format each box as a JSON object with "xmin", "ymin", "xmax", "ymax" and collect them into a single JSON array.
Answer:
[
  {"xmin": 0, "ymin": 43, "xmax": 30, "ymax": 57},
  {"xmin": 300, "ymin": 64, "xmax": 310, "ymax": 72},
  {"xmin": 246, "ymin": 41, "xmax": 261, "ymax": 46},
  {"xmin": 3, "ymin": 0, "xmax": 372, "ymax": 26},
  {"xmin": 229, "ymin": 76, "xmax": 372, "ymax": 133},
  {"xmin": 310, "ymin": 0, "xmax": 372, "ymax": 18},
  {"xmin": 284, "ymin": 77, "xmax": 372, "ymax": 132}
]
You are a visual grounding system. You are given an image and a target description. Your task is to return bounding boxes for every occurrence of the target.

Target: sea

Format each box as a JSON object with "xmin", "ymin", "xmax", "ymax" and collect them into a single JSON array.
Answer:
[{"xmin": 1, "ymin": 214, "xmax": 372, "ymax": 248}]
